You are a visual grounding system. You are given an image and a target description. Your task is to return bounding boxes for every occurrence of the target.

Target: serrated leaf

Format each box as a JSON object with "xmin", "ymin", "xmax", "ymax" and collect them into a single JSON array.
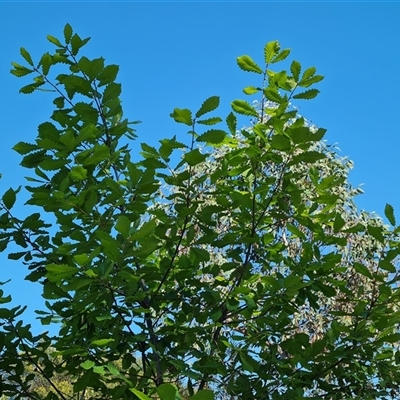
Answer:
[
  {"xmin": 302, "ymin": 66, "xmax": 316, "ymax": 81},
  {"xmin": 70, "ymin": 166, "xmax": 87, "ymax": 181},
  {"xmin": 184, "ymin": 149, "xmax": 207, "ymax": 166},
  {"xmin": 102, "ymin": 82, "xmax": 121, "ymax": 104},
  {"xmin": 264, "ymin": 41, "xmax": 280, "ymax": 64},
  {"xmin": 226, "ymin": 112, "xmax": 237, "ymax": 134},
  {"xmin": 197, "ymin": 129, "xmax": 226, "ymax": 144},
  {"xmin": 47, "ymin": 35, "xmax": 63, "ymax": 47},
  {"xmin": 243, "ymin": 86, "xmax": 260, "ymax": 95},
  {"xmin": 64, "ymin": 23, "xmax": 73, "ymax": 43},
  {"xmin": 195, "ymin": 96, "xmax": 220, "ymax": 118},
  {"xmin": 385, "ymin": 203, "xmax": 396, "ymax": 226},
  {"xmin": 237, "ymin": 55, "xmax": 263, "ymax": 74},
  {"xmin": 40, "ymin": 53, "xmax": 52, "ymax": 75},
  {"xmin": 299, "ymin": 75, "xmax": 324, "ymax": 88},
  {"xmin": 290, "ymin": 60, "xmax": 301, "ymax": 81},
  {"xmin": 170, "ymin": 108, "xmax": 192, "ymax": 126},
  {"xmin": 20, "ymin": 47, "xmax": 33, "ymax": 66},
  {"xmin": 271, "ymin": 48, "xmax": 290, "ymax": 64},
  {"xmin": 293, "ymin": 89, "xmax": 319, "ymax": 100},
  {"xmin": 263, "ymin": 88, "xmax": 284, "ymax": 103},
  {"xmin": 231, "ymin": 100, "xmax": 258, "ymax": 117},
  {"xmin": 2, "ymin": 188, "xmax": 16, "ymax": 210},
  {"xmin": 197, "ymin": 117, "xmax": 222, "ymax": 125},
  {"xmin": 98, "ymin": 64, "xmax": 119, "ymax": 87},
  {"xmin": 13, "ymin": 142, "xmax": 38, "ymax": 155}
]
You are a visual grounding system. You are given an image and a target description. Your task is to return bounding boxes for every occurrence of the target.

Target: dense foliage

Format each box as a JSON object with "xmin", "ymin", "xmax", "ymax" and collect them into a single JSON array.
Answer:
[{"xmin": 1, "ymin": 24, "xmax": 400, "ymax": 399}]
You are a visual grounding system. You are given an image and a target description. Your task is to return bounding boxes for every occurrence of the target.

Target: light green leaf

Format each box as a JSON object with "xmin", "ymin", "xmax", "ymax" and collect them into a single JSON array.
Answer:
[
  {"xmin": 236, "ymin": 55, "xmax": 263, "ymax": 74},
  {"xmin": 263, "ymin": 88, "xmax": 284, "ymax": 103},
  {"xmin": 91, "ymin": 338, "xmax": 115, "ymax": 347},
  {"xmin": 130, "ymin": 388, "xmax": 152, "ymax": 400},
  {"xmin": 385, "ymin": 203, "xmax": 396, "ymax": 226},
  {"xmin": 170, "ymin": 108, "xmax": 193, "ymax": 126},
  {"xmin": 196, "ymin": 129, "xmax": 226, "ymax": 144},
  {"xmin": 271, "ymin": 48, "xmax": 290, "ymax": 64},
  {"xmin": 264, "ymin": 41, "xmax": 280, "ymax": 64},
  {"xmin": 80, "ymin": 360, "xmax": 94, "ymax": 370},
  {"xmin": 243, "ymin": 86, "xmax": 260, "ymax": 95},
  {"xmin": 195, "ymin": 96, "xmax": 220, "ymax": 118},
  {"xmin": 231, "ymin": 100, "xmax": 258, "ymax": 117},
  {"xmin": 130, "ymin": 220, "xmax": 156, "ymax": 241}
]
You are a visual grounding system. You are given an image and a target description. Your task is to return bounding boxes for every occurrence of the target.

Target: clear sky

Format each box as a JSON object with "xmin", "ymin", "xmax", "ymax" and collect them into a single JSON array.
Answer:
[{"xmin": 1, "ymin": 2, "xmax": 400, "ymax": 334}]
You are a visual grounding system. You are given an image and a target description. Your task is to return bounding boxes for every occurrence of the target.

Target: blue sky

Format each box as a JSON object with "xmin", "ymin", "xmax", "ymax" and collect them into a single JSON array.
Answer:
[{"xmin": 1, "ymin": 2, "xmax": 400, "ymax": 334}]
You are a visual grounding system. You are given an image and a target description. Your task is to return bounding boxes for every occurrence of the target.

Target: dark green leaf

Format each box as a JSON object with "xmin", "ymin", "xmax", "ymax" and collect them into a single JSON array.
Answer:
[
  {"xmin": 226, "ymin": 112, "xmax": 237, "ymax": 134},
  {"xmin": 293, "ymin": 89, "xmax": 320, "ymax": 100},
  {"xmin": 197, "ymin": 117, "xmax": 222, "ymax": 126},
  {"xmin": 190, "ymin": 390, "xmax": 214, "ymax": 400},
  {"xmin": 2, "ymin": 188, "xmax": 16, "ymax": 210},
  {"xmin": 197, "ymin": 129, "xmax": 226, "ymax": 144},
  {"xmin": 47, "ymin": 35, "xmax": 63, "ymax": 47},
  {"xmin": 289, "ymin": 151, "xmax": 325, "ymax": 165},
  {"xmin": 385, "ymin": 203, "xmax": 396, "ymax": 226},
  {"xmin": 196, "ymin": 96, "xmax": 220, "ymax": 118},
  {"xmin": 290, "ymin": 60, "xmax": 301, "ymax": 81},
  {"xmin": 170, "ymin": 108, "xmax": 193, "ymax": 126},
  {"xmin": 98, "ymin": 64, "xmax": 119, "ymax": 87},
  {"xmin": 102, "ymin": 83, "xmax": 121, "ymax": 104},
  {"xmin": 184, "ymin": 149, "xmax": 207, "ymax": 166},
  {"xmin": 64, "ymin": 23, "xmax": 73, "ymax": 43}
]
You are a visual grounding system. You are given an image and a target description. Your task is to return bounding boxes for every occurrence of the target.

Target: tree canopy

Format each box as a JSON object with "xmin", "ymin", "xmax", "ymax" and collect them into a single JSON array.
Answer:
[{"xmin": 1, "ymin": 24, "xmax": 400, "ymax": 399}]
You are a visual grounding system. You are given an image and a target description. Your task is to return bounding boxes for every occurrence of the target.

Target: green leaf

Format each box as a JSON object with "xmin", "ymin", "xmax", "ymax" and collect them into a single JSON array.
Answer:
[
  {"xmin": 2, "ymin": 188, "xmax": 16, "ymax": 209},
  {"xmin": 289, "ymin": 151, "xmax": 325, "ymax": 165},
  {"xmin": 231, "ymin": 100, "xmax": 258, "ymax": 117},
  {"xmin": 20, "ymin": 47, "xmax": 33, "ymax": 66},
  {"xmin": 237, "ymin": 55, "xmax": 263, "ymax": 74},
  {"xmin": 64, "ymin": 23, "xmax": 73, "ymax": 43},
  {"xmin": 157, "ymin": 383, "xmax": 178, "ymax": 400},
  {"xmin": 190, "ymin": 390, "xmax": 214, "ymax": 400},
  {"xmin": 271, "ymin": 48, "xmax": 290, "ymax": 64},
  {"xmin": 102, "ymin": 83, "xmax": 121, "ymax": 104},
  {"xmin": 71, "ymin": 33, "xmax": 91, "ymax": 56},
  {"xmin": 98, "ymin": 64, "xmax": 119, "ymax": 87},
  {"xmin": 195, "ymin": 96, "xmax": 220, "ymax": 118},
  {"xmin": 81, "ymin": 360, "xmax": 95, "ymax": 370},
  {"xmin": 184, "ymin": 149, "xmax": 207, "ymax": 166},
  {"xmin": 47, "ymin": 34, "xmax": 63, "ymax": 47},
  {"xmin": 290, "ymin": 60, "xmax": 301, "ymax": 81},
  {"xmin": 367, "ymin": 225, "xmax": 385, "ymax": 243},
  {"xmin": 263, "ymin": 88, "xmax": 284, "ymax": 103},
  {"xmin": 197, "ymin": 117, "xmax": 222, "ymax": 126},
  {"xmin": 170, "ymin": 108, "xmax": 193, "ymax": 126},
  {"xmin": 116, "ymin": 215, "xmax": 131, "ymax": 237},
  {"xmin": 264, "ymin": 41, "xmax": 280, "ymax": 64},
  {"xmin": 385, "ymin": 203, "xmax": 396, "ymax": 226},
  {"xmin": 197, "ymin": 129, "xmax": 226, "ymax": 144},
  {"xmin": 130, "ymin": 388, "xmax": 152, "ymax": 400},
  {"xmin": 91, "ymin": 338, "xmax": 115, "ymax": 347},
  {"xmin": 40, "ymin": 53, "xmax": 52, "ymax": 75},
  {"xmin": 243, "ymin": 86, "xmax": 260, "ymax": 95},
  {"xmin": 270, "ymin": 135, "xmax": 291, "ymax": 151},
  {"xmin": 353, "ymin": 263, "xmax": 373, "ymax": 279},
  {"xmin": 226, "ymin": 112, "xmax": 237, "ymax": 134},
  {"xmin": 333, "ymin": 213, "xmax": 346, "ymax": 232},
  {"xmin": 45, "ymin": 264, "xmax": 78, "ymax": 282},
  {"xmin": 130, "ymin": 220, "xmax": 156, "ymax": 241},
  {"xmin": 293, "ymin": 89, "xmax": 320, "ymax": 100}
]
